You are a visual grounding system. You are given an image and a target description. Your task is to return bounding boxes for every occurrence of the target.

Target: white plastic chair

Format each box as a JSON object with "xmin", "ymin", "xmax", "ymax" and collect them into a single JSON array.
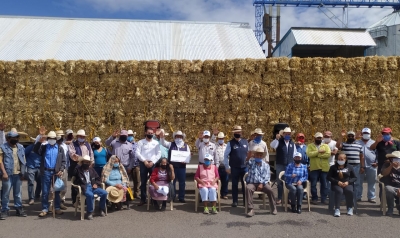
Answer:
[
  {"xmin": 146, "ymin": 179, "xmax": 174, "ymax": 211},
  {"xmin": 243, "ymin": 173, "xmax": 270, "ymax": 214},
  {"xmin": 194, "ymin": 180, "xmax": 221, "ymax": 212},
  {"xmin": 377, "ymin": 174, "xmax": 387, "ymax": 215},
  {"xmin": 71, "ymin": 177, "xmax": 107, "ymax": 220},
  {"xmin": 279, "ymin": 171, "xmax": 311, "ymax": 212}
]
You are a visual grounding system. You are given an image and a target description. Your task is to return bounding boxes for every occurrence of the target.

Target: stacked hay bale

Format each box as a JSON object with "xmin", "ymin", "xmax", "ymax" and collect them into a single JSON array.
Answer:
[{"xmin": 0, "ymin": 56, "xmax": 399, "ymax": 149}]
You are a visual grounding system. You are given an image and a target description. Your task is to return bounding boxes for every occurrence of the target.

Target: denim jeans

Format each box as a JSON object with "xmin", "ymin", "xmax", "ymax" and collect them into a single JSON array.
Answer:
[
  {"xmin": 352, "ymin": 164, "xmax": 362, "ymax": 200},
  {"xmin": 27, "ymin": 167, "xmax": 41, "ymax": 200},
  {"xmin": 359, "ymin": 166, "xmax": 377, "ymax": 200},
  {"xmin": 140, "ymin": 162, "xmax": 154, "ymax": 202},
  {"xmin": 173, "ymin": 167, "xmax": 186, "ymax": 201},
  {"xmin": 275, "ymin": 164, "xmax": 287, "ymax": 200},
  {"xmin": 231, "ymin": 167, "xmax": 247, "ymax": 204},
  {"xmin": 1, "ymin": 174, "xmax": 23, "ymax": 212},
  {"xmin": 41, "ymin": 170, "xmax": 61, "ymax": 212},
  {"xmin": 218, "ymin": 166, "xmax": 229, "ymax": 197},
  {"xmin": 85, "ymin": 184, "xmax": 107, "ymax": 213},
  {"xmin": 309, "ymin": 170, "xmax": 327, "ymax": 202},
  {"xmin": 286, "ymin": 183, "xmax": 304, "ymax": 206}
]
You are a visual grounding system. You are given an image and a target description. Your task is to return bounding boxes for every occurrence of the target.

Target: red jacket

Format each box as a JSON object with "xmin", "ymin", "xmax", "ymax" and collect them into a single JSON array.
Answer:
[{"xmin": 150, "ymin": 167, "xmax": 171, "ymax": 183}]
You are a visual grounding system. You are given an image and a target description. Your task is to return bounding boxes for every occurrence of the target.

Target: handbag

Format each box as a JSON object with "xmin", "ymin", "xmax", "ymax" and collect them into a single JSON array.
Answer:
[
  {"xmin": 126, "ymin": 187, "xmax": 134, "ymax": 201},
  {"xmin": 54, "ymin": 177, "xmax": 65, "ymax": 192}
]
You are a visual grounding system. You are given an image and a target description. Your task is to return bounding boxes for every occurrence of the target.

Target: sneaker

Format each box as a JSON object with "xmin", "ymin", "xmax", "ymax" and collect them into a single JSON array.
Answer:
[
  {"xmin": 334, "ymin": 209, "xmax": 340, "ymax": 217},
  {"xmin": 347, "ymin": 207, "xmax": 353, "ymax": 216},
  {"xmin": 211, "ymin": 206, "xmax": 218, "ymax": 214},
  {"xmin": 368, "ymin": 199, "xmax": 376, "ymax": 204},
  {"xmin": 87, "ymin": 213, "xmax": 93, "ymax": 220},
  {"xmin": 100, "ymin": 210, "xmax": 106, "ymax": 217},
  {"xmin": 272, "ymin": 209, "xmax": 277, "ymax": 215},
  {"xmin": 16, "ymin": 208, "xmax": 27, "ymax": 217},
  {"xmin": 247, "ymin": 209, "xmax": 254, "ymax": 217},
  {"xmin": 55, "ymin": 210, "xmax": 64, "ymax": 215},
  {"xmin": 0, "ymin": 211, "xmax": 9, "ymax": 220},
  {"xmin": 203, "ymin": 207, "xmax": 209, "ymax": 214},
  {"xmin": 28, "ymin": 199, "xmax": 34, "ymax": 205},
  {"xmin": 276, "ymin": 200, "xmax": 282, "ymax": 205},
  {"xmin": 38, "ymin": 211, "xmax": 47, "ymax": 217},
  {"xmin": 60, "ymin": 203, "xmax": 67, "ymax": 210}
]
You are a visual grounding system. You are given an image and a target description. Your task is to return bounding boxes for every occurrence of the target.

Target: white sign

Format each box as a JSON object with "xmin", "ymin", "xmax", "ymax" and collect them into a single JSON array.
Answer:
[{"xmin": 170, "ymin": 150, "xmax": 191, "ymax": 163}]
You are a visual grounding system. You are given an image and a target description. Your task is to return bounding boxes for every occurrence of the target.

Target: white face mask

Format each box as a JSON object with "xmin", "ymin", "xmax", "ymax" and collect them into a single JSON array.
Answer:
[
  {"xmin": 393, "ymin": 158, "xmax": 400, "ymax": 163},
  {"xmin": 203, "ymin": 138, "xmax": 209, "ymax": 143},
  {"xmin": 218, "ymin": 139, "xmax": 224, "ymax": 145},
  {"xmin": 48, "ymin": 139, "xmax": 57, "ymax": 145},
  {"xmin": 323, "ymin": 138, "xmax": 331, "ymax": 143},
  {"xmin": 175, "ymin": 138, "xmax": 183, "ymax": 144},
  {"xmin": 362, "ymin": 134, "xmax": 371, "ymax": 140},
  {"xmin": 337, "ymin": 160, "xmax": 345, "ymax": 165}
]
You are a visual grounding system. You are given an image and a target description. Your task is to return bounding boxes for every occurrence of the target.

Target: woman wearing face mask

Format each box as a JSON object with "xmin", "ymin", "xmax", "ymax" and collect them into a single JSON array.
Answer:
[
  {"xmin": 284, "ymin": 152, "xmax": 308, "ymax": 214},
  {"xmin": 91, "ymin": 137, "xmax": 107, "ymax": 177},
  {"xmin": 149, "ymin": 158, "xmax": 175, "ymax": 210},
  {"xmin": 327, "ymin": 153, "xmax": 357, "ymax": 217},
  {"xmin": 102, "ymin": 155, "xmax": 130, "ymax": 210}
]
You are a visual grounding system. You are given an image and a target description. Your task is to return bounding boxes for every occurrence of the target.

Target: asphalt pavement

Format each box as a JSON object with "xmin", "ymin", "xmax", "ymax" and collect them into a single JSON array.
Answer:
[{"xmin": 0, "ymin": 178, "xmax": 398, "ymax": 238}]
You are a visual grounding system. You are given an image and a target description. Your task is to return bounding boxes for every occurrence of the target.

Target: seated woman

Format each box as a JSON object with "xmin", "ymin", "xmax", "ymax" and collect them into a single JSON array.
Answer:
[
  {"xmin": 327, "ymin": 153, "xmax": 357, "ymax": 217},
  {"xmin": 194, "ymin": 154, "xmax": 219, "ymax": 215},
  {"xmin": 284, "ymin": 152, "xmax": 308, "ymax": 214},
  {"xmin": 101, "ymin": 155, "xmax": 130, "ymax": 210},
  {"xmin": 149, "ymin": 158, "xmax": 175, "ymax": 211}
]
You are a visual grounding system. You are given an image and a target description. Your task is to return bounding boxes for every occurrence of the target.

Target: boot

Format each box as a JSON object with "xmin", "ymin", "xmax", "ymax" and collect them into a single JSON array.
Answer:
[
  {"xmin": 0, "ymin": 211, "xmax": 9, "ymax": 220},
  {"xmin": 297, "ymin": 205, "xmax": 302, "ymax": 214},
  {"xmin": 291, "ymin": 205, "xmax": 296, "ymax": 213},
  {"xmin": 16, "ymin": 207, "xmax": 27, "ymax": 217}
]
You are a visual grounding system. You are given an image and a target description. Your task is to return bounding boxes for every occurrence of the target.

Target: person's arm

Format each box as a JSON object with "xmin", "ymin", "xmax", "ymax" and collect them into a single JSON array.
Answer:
[
  {"xmin": 169, "ymin": 167, "xmax": 175, "ymax": 180},
  {"xmin": 135, "ymin": 141, "xmax": 145, "ymax": 162},
  {"xmin": 25, "ymin": 145, "xmax": 33, "ymax": 157},
  {"xmin": 0, "ymin": 130, "xmax": 5, "ymax": 145},
  {"xmin": 214, "ymin": 166, "xmax": 220, "ymax": 181},
  {"xmin": 195, "ymin": 138, "xmax": 201, "ymax": 149},
  {"xmin": 33, "ymin": 142, "xmax": 43, "ymax": 156},
  {"xmin": 0, "ymin": 150, "xmax": 7, "ymax": 178},
  {"xmin": 223, "ymin": 142, "xmax": 231, "ymax": 169},
  {"xmin": 128, "ymin": 148, "xmax": 135, "ymax": 169},
  {"xmin": 89, "ymin": 147, "xmax": 94, "ymax": 161},
  {"xmin": 270, "ymin": 139, "xmax": 279, "ymax": 149},
  {"xmin": 60, "ymin": 147, "xmax": 67, "ymax": 171},
  {"xmin": 105, "ymin": 136, "xmax": 115, "ymax": 147},
  {"xmin": 160, "ymin": 138, "xmax": 171, "ymax": 149},
  {"xmin": 284, "ymin": 164, "xmax": 293, "ymax": 183},
  {"xmin": 264, "ymin": 164, "xmax": 271, "ymax": 184},
  {"xmin": 370, "ymin": 135, "xmax": 383, "ymax": 150},
  {"xmin": 105, "ymin": 176, "xmax": 117, "ymax": 186},
  {"xmin": 306, "ymin": 144, "xmax": 319, "ymax": 158},
  {"xmin": 68, "ymin": 143, "xmax": 78, "ymax": 161},
  {"xmin": 326, "ymin": 166, "xmax": 339, "ymax": 185},
  {"xmin": 150, "ymin": 168, "xmax": 158, "ymax": 184},
  {"xmin": 186, "ymin": 145, "xmax": 191, "ymax": 164},
  {"xmin": 360, "ymin": 152, "xmax": 365, "ymax": 168},
  {"xmin": 382, "ymin": 163, "xmax": 393, "ymax": 177},
  {"xmin": 214, "ymin": 146, "xmax": 219, "ymax": 167},
  {"xmin": 264, "ymin": 143, "xmax": 269, "ymax": 162},
  {"xmin": 318, "ymin": 144, "xmax": 331, "ymax": 159},
  {"xmin": 300, "ymin": 166, "xmax": 308, "ymax": 182},
  {"xmin": 336, "ymin": 136, "xmax": 343, "ymax": 150}
]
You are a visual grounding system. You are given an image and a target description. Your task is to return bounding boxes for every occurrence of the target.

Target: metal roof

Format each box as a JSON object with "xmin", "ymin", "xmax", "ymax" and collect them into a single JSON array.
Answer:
[
  {"xmin": 291, "ymin": 27, "xmax": 376, "ymax": 46},
  {"xmin": 0, "ymin": 16, "xmax": 266, "ymax": 61},
  {"xmin": 369, "ymin": 10, "xmax": 400, "ymax": 28}
]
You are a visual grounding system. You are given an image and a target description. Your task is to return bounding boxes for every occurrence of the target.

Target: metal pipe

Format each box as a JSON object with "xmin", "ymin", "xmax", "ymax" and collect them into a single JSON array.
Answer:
[
  {"xmin": 268, "ymin": 5, "xmax": 273, "ymax": 57},
  {"xmin": 276, "ymin": 5, "xmax": 281, "ymax": 44}
]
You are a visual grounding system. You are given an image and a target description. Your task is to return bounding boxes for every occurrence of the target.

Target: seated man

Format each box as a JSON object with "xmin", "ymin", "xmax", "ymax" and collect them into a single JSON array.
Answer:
[
  {"xmin": 245, "ymin": 147, "xmax": 277, "ymax": 217},
  {"xmin": 194, "ymin": 154, "xmax": 219, "ymax": 214},
  {"xmin": 382, "ymin": 151, "xmax": 400, "ymax": 216},
  {"xmin": 73, "ymin": 155, "xmax": 107, "ymax": 220}
]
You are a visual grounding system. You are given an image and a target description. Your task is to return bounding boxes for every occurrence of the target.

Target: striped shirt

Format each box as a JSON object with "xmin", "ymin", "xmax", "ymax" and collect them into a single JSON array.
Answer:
[{"xmin": 341, "ymin": 142, "xmax": 363, "ymax": 164}]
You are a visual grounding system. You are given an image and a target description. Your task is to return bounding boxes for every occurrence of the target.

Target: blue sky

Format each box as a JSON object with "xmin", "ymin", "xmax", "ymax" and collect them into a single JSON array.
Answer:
[{"xmin": 0, "ymin": 0, "xmax": 395, "ymax": 41}]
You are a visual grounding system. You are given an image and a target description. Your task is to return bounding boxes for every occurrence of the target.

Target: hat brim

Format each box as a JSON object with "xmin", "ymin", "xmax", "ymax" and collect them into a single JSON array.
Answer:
[
  {"xmin": 106, "ymin": 187, "xmax": 124, "ymax": 203},
  {"xmin": 254, "ymin": 132, "xmax": 264, "ymax": 135},
  {"xmin": 386, "ymin": 154, "xmax": 399, "ymax": 158},
  {"xmin": 231, "ymin": 130, "xmax": 242, "ymax": 133}
]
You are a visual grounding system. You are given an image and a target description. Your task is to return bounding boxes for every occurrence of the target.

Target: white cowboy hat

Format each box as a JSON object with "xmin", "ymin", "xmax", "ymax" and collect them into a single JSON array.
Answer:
[
  {"xmin": 47, "ymin": 131, "xmax": 57, "ymax": 138},
  {"xmin": 254, "ymin": 128, "xmax": 264, "ymax": 135},
  {"xmin": 173, "ymin": 130, "xmax": 184, "ymax": 138},
  {"xmin": 252, "ymin": 147, "xmax": 266, "ymax": 157},
  {"xmin": 106, "ymin": 186, "xmax": 124, "ymax": 203},
  {"xmin": 76, "ymin": 129, "xmax": 86, "ymax": 137},
  {"xmin": 232, "ymin": 125, "xmax": 242, "ymax": 133},
  {"xmin": 78, "ymin": 155, "xmax": 91, "ymax": 165},
  {"xmin": 217, "ymin": 132, "xmax": 225, "ymax": 139}
]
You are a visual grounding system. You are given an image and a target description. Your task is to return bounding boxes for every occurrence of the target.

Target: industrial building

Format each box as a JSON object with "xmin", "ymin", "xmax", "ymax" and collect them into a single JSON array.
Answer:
[{"xmin": 272, "ymin": 27, "xmax": 376, "ymax": 58}]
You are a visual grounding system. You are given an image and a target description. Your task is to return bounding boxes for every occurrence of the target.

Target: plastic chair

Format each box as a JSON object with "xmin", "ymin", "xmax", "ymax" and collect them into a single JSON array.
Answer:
[
  {"xmin": 243, "ymin": 173, "xmax": 270, "ymax": 214},
  {"xmin": 71, "ymin": 177, "xmax": 107, "ymax": 220},
  {"xmin": 278, "ymin": 171, "xmax": 311, "ymax": 212},
  {"xmin": 146, "ymin": 179, "xmax": 174, "ymax": 211},
  {"xmin": 194, "ymin": 180, "xmax": 221, "ymax": 212},
  {"xmin": 377, "ymin": 174, "xmax": 387, "ymax": 215}
]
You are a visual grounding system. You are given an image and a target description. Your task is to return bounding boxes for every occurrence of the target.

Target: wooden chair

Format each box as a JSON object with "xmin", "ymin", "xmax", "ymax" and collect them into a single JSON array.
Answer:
[
  {"xmin": 278, "ymin": 171, "xmax": 311, "ymax": 212},
  {"xmin": 146, "ymin": 179, "xmax": 174, "ymax": 211},
  {"xmin": 194, "ymin": 180, "xmax": 221, "ymax": 212},
  {"xmin": 243, "ymin": 173, "xmax": 270, "ymax": 214}
]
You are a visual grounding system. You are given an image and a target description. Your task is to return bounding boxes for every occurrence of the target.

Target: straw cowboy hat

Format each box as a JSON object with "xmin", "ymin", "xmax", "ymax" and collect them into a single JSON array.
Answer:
[
  {"xmin": 232, "ymin": 125, "xmax": 242, "ymax": 133},
  {"xmin": 78, "ymin": 155, "xmax": 91, "ymax": 165},
  {"xmin": 106, "ymin": 186, "xmax": 124, "ymax": 203},
  {"xmin": 217, "ymin": 132, "xmax": 225, "ymax": 139},
  {"xmin": 252, "ymin": 147, "xmax": 266, "ymax": 157},
  {"xmin": 76, "ymin": 129, "xmax": 87, "ymax": 137},
  {"xmin": 253, "ymin": 128, "xmax": 264, "ymax": 135},
  {"xmin": 173, "ymin": 130, "xmax": 185, "ymax": 139},
  {"xmin": 386, "ymin": 151, "xmax": 400, "ymax": 158}
]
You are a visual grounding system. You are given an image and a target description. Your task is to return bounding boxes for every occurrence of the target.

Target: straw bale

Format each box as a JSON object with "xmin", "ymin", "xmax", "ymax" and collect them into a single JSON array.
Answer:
[
  {"xmin": 266, "ymin": 58, "xmax": 278, "ymax": 72},
  {"xmin": 289, "ymin": 57, "xmax": 301, "ymax": 71},
  {"xmin": 387, "ymin": 57, "xmax": 398, "ymax": 70},
  {"xmin": 203, "ymin": 60, "xmax": 214, "ymax": 75},
  {"xmin": 365, "ymin": 57, "xmax": 378, "ymax": 72},
  {"xmin": 106, "ymin": 60, "xmax": 117, "ymax": 74}
]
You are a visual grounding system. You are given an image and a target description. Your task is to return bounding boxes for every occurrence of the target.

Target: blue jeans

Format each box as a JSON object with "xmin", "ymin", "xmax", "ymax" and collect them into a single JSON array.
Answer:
[
  {"xmin": 231, "ymin": 167, "xmax": 247, "ymax": 204},
  {"xmin": 27, "ymin": 167, "xmax": 41, "ymax": 200},
  {"xmin": 309, "ymin": 170, "xmax": 327, "ymax": 202},
  {"xmin": 85, "ymin": 184, "xmax": 107, "ymax": 213},
  {"xmin": 41, "ymin": 170, "xmax": 61, "ymax": 212},
  {"xmin": 352, "ymin": 164, "xmax": 362, "ymax": 200},
  {"xmin": 360, "ymin": 166, "xmax": 377, "ymax": 200},
  {"xmin": 275, "ymin": 164, "xmax": 286, "ymax": 200},
  {"xmin": 285, "ymin": 183, "xmax": 304, "ymax": 206},
  {"xmin": 218, "ymin": 167, "xmax": 229, "ymax": 197},
  {"xmin": 173, "ymin": 167, "xmax": 186, "ymax": 201},
  {"xmin": 1, "ymin": 174, "xmax": 23, "ymax": 212},
  {"xmin": 140, "ymin": 162, "xmax": 154, "ymax": 202}
]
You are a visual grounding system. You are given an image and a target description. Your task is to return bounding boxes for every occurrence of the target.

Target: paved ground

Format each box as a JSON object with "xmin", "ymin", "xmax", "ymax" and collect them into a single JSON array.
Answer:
[{"xmin": 0, "ymin": 177, "xmax": 398, "ymax": 238}]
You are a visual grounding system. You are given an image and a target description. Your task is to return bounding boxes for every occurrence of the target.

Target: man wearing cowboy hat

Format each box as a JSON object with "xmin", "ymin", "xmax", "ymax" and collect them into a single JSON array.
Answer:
[
  {"xmin": 249, "ymin": 128, "xmax": 269, "ymax": 163},
  {"xmin": 224, "ymin": 125, "xmax": 249, "ymax": 207},
  {"xmin": 270, "ymin": 127, "xmax": 297, "ymax": 205},
  {"xmin": 382, "ymin": 151, "xmax": 400, "ymax": 215},
  {"xmin": 160, "ymin": 130, "xmax": 190, "ymax": 202},
  {"xmin": 73, "ymin": 155, "xmax": 107, "ymax": 220},
  {"xmin": 245, "ymin": 147, "xmax": 276, "ymax": 217},
  {"xmin": 127, "ymin": 129, "xmax": 140, "ymax": 198},
  {"xmin": 213, "ymin": 132, "xmax": 229, "ymax": 199},
  {"xmin": 0, "ymin": 129, "xmax": 27, "ymax": 220},
  {"xmin": 196, "ymin": 130, "xmax": 217, "ymax": 165},
  {"xmin": 34, "ymin": 131, "xmax": 67, "ymax": 217},
  {"xmin": 55, "ymin": 130, "xmax": 69, "ymax": 208}
]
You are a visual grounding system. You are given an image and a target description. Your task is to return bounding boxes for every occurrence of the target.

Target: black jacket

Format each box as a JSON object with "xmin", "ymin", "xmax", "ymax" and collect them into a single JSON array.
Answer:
[
  {"xmin": 33, "ymin": 142, "xmax": 66, "ymax": 174},
  {"xmin": 327, "ymin": 164, "xmax": 357, "ymax": 188},
  {"xmin": 73, "ymin": 166, "xmax": 102, "ymax": 194}
]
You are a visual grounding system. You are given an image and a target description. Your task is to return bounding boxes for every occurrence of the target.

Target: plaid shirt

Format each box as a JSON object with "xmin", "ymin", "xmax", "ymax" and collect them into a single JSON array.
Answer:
[
  {"xmin": 284, "ymin": 163, "xmax": 308, "ymax": 185},
  {"xmin": 245, "ymin": 160, "xmax": 270, "ymax": 185}
]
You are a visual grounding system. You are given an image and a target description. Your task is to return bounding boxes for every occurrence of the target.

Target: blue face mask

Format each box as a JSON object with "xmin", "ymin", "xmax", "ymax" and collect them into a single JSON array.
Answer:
[
  {"xmin": 77, "ymin": 138, "xmax": 85, "ymax": 143},
  {"xmin": 204, "ymin": 160, "xmax": 211, "ymax": 166},
  {"xmin": 113, "ymin": 163, "xmax": 119, "ymax": 168},
  {"xmin": 383, "ymin": 135, "xmax": 391, "ymax": 142},
  {"xmin": 254, "ymin": 135, "xmax": 262, "ymax": 143},
  {"xmin": 127, "ymin": 136, "xmax": 134, "ymax": 142},
  {"xmin": 218, "ymin": 139, "xmax": 224, "ymax": 145},
  {"xmin": 254, "ymin": 158, "xmax": 263, "ymax": 163},
  {"xmin": 284, "ymin": 135, "xmax": 291, "ymax": 141}
]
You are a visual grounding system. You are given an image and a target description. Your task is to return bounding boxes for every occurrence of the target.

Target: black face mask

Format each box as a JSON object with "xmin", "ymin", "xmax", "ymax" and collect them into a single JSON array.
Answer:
[
  {"xmin": 93, "ymin": 144, "xmax": 100, "ymax": 150},
  {"xmin": 81, "ymin": 164, "xmax": 90, "ymax": 170},
  {"xmin": 146, "ymin": 134, "xmax": 153, "ymax": 139},
  {"xmin": 315, "ymin": 140, "xmax": 322, "ymax": 145},
  {"xmin": 9, "ymin": 139, "xmax": 18, "ymax": 145},
  {"xmin": 57, "ymin": 138, "xmax": 64, "ymax": 143},
  {"xmin": 294, "ymin": 160, "xmax": 302, "ymax": 164},
  {"xmin": 67, "ymin": 134, "xmax": 73, "ymax": 140},
  {"xmin": 234, "ymin": 134, "xmax": 241, "ymax": 139},
  {"xmin": 347, "ymin": 138, "xmax": 355, "ymax": 143},
  {"xmin": 119, "ymin": 136, "xmax": 127, "ymax": 142},
  {"xmin": 160, "ymin": 165, "xmax": 167, "ymax": 169}
]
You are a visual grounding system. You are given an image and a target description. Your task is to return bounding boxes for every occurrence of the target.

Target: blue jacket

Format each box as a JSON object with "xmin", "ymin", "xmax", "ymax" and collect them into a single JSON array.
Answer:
[
  {"xmin": 0, "ymin": 143, "xmax": 26, "ymax": 177},
  {"xmin": 25, "ymin": 144, "xmax": 41, "ymax": 169},
  {"xmin": 295, "ymin": 144, "xmax": 309, "ymax": 166}
]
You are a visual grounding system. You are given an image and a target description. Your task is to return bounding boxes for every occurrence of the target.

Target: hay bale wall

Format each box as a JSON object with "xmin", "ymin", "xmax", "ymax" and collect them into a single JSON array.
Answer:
[{"xmin": 1, "ymin": 57, "xmax": 399, "ymax": 149}]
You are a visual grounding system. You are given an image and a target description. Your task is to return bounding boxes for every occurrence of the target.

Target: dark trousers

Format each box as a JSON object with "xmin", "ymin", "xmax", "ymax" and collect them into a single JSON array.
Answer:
[
  {"xmin": 173, "ymin": 167, "xmax": 186, "ymax": 200},
  {"xmin": 218, "ymin": 166, "xmax": 229, "ymax": 197},
  {"xmin": 231, "ymin": 167, "xmax": 247, "ymax": 204},
  {"xmin": 309, "ymin": 170, "xmax": 328, "ymax": 202},
  {"xmin": 140, "ymin": 162, "xmax": 154, "ymax": 203},
  {"xmin": 332, "ymin": 184, "xmax": 354, "ymax": 209}
]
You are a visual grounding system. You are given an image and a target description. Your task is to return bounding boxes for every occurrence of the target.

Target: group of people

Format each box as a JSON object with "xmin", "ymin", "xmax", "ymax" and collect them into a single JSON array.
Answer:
[{"xmin": 0, "ymin": 122, "xmax": 399, "ymax": 220}]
